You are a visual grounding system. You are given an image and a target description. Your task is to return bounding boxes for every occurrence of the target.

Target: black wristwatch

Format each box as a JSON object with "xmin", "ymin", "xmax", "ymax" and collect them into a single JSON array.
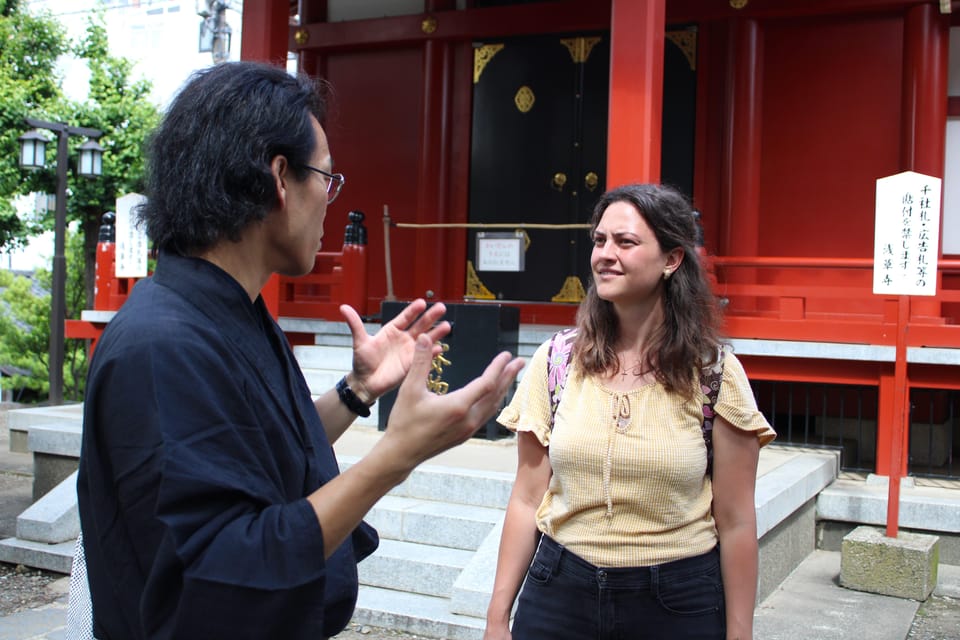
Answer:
[{"xmin": 336, "ymin": 376, "xmax": 373, "ymax": 417}]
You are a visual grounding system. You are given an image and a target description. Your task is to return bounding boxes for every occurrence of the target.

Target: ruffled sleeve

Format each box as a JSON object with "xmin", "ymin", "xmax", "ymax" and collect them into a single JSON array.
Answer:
[
  {"xmin": 497, "ymin": 339, "xmax": 553, "ymax": 446},
  {"xmin": 713, "ymin": 350, "xmax": 777, "ymax": 447}
]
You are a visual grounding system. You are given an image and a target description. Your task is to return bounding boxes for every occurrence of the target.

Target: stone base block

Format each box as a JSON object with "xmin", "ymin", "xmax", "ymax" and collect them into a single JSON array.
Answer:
[{"xmin": 840, "ymin": 525, "xmax": 939, "ymax": 600}]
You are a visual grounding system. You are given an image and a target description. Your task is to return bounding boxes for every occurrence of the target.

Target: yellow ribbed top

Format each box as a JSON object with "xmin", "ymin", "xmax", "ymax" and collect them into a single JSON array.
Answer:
[{"xmin": 497, "ymin": 340, "xmax": 775, "ymax": 567}]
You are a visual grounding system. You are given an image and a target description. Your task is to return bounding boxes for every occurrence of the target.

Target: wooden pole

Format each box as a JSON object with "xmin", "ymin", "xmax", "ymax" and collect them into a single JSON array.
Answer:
[{"xmin": 383, "ymin": 205, "xmax": 396, "ymax": 301}]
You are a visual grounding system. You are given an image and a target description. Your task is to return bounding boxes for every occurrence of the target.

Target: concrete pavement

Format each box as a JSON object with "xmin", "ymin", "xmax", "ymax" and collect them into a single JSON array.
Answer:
[{"xmin": 2, "ymin": 549, "xmax": 958, "ymax": 639}]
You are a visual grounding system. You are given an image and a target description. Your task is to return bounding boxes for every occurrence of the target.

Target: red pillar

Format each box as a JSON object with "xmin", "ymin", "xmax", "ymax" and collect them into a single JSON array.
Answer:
[
  {"xmin": 606, "ymin": 0, "xmax": 665, "ymax": 187},
  {"xmin": 721, "ymin": 18, "xmax": 762, "ymax": 258},
  {"xmin": 901, "ymin": 4, "xmax": 949, "ymax": 321},
  {"xmin": 240, "ymin": 0, "xmax": 289, "ymax": 65},
  {"xmin": 242, "ymin": 0, "xmax": 293, "ymax": 317},
  {"xmin": 297, "ymin": 1, "xmax": 327, "ymax": 78},
  {"xmin": 414, "ymin": 1, "xmax": 456, "ymax": 302}
]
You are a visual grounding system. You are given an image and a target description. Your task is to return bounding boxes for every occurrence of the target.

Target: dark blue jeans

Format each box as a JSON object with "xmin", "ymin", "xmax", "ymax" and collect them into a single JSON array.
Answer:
[{"xmin": 511, "ymin": 535, "xmax": 725, "ymax": 640}]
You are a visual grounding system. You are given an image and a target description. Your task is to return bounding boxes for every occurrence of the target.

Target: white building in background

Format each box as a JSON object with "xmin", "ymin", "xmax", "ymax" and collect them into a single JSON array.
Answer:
[
  {"xmin": 5, "ymin": 0, "xmax": 244, "ymax": 271},
  {"xmin": 29, "ymin": 0, "xmax": 244, "ymax": 107}
]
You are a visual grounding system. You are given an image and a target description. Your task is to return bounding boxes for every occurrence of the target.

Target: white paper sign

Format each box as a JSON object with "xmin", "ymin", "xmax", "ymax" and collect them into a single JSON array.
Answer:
[
  {"xmin": 873, "ymin": 171, "xmax": 942, "ymax": 296},
  {"xmin": 115, "ymin": 193, "xmax": 149, "ymax": 278},
  {"xmin": 476, "ymin": 231, "xmax": 525, "ymax": 272}
]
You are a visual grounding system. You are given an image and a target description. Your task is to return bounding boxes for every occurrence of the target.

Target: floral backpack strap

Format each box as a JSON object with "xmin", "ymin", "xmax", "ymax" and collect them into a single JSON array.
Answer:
[
  {"xmin": 700, "ymin": 346, "xmax": 726, "ymax": 476},
  {"xmin": 546, "ymin": 327, "xmax": 577, "ymax": 430}
]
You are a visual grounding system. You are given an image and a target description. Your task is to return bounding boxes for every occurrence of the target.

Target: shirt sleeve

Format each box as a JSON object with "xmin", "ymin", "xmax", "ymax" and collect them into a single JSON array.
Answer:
[
  {"xmin": 713, "ymin": 350, "xmax": 777, "ymax": 447},
  {"xmin": 496, "ymin": 339, "xmax": 554, "ymax": 446}
]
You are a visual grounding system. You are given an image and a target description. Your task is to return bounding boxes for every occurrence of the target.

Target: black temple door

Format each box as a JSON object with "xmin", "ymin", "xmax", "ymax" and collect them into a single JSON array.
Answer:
[{"xmin": 467, "ymin": 29, "xmax": 696, "ymax": 303}]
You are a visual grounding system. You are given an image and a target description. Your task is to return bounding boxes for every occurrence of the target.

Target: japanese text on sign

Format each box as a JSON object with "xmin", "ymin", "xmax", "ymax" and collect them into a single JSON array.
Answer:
[
  {"xmin": 873, "ymin": 171, "xmax": 942, "ymax": 297},
  {"xmin": 476, "ymin": 231, "xmax": 525, "ymax": 272},
  {"xmin": 115, "ymin": 193, "xmax": 149, "ymax": 278}
]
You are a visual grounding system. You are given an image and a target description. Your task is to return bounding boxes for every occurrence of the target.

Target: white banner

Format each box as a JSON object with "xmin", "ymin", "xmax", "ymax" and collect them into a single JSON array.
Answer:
[
  {"xmin": 873, "ymin": 171, "xmax": 942, "ymax": 297},
  {"xmin": 115, "ymin": 193, "xmax": 148, "ymax": 278}
]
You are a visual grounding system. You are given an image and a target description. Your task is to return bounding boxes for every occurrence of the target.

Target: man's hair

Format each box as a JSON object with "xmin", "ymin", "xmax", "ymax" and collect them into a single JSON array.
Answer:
[
  {"xmin": 574, "ymin": 183, "xmax": 722, "ymax": 398},
  {"xmin": 138, "ymin": 61, "xmax": 327, "ymax": 255}
]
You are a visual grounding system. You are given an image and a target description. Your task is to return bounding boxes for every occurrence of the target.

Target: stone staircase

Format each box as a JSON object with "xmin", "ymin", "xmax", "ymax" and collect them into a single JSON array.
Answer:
[
  {"xmin": 341, "ymin": 459, "xmax": 513, "ymax": 639},
  {"xmin": 2, "ymin": 322, "xmax": 892, "ymax": 640}
]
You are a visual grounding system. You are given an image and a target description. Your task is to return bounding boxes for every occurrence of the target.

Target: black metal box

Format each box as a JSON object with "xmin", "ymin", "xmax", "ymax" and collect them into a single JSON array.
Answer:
[{"xmin": 377, "ymin": 301, "xmax": 520, "ymax": 439}]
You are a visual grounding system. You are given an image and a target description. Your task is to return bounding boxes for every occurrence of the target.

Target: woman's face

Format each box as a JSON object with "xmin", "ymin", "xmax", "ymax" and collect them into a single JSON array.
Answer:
[{"xmin": 590, "ymin": 200, "xmax": 682, "ymax": 307}]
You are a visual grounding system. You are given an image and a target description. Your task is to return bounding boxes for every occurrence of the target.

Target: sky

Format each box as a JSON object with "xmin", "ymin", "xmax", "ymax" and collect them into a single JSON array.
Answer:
[{"xmin": 5, "ymin": 0, "xmax": 245, "ymax": 271}]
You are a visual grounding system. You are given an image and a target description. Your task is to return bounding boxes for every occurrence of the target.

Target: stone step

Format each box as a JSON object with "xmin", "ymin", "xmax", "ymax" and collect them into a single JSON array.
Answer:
[
  {"xmin": 16, "ymin": 471, "xmax": 78, "ymax": 544},
  {"xmin": 340, "ymin": 456, "xmax": 514, "ymax": 510},
  {"xmin": 293, "ymin": 344, "xmax": 353, "ymax": 371},
  {"xmin": 367, "ymin": 495, "xmax": 502, "ymax": 551},
  {"xmin": 0, "ymin": 537, "xmax": 74, "ymax": 573},
  {"xmin": 358, "ymin": 538, "xmax": 473, "ymax": 598},
  {"xmin": 353, "ymin": 584, "xmax": 485, "ymax": 640}
]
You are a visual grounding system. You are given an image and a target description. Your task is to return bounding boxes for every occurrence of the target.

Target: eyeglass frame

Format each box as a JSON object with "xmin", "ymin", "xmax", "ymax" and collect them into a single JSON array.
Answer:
[{"xmin": 300, "ymin": 164, "xmax": 345, "ymax": 203}]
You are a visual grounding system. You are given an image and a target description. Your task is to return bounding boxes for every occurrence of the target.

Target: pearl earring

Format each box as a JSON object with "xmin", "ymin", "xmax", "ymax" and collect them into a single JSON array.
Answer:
[{"xmin": 663, "ymin": 270, "xmax": 671, "ymax": 280}]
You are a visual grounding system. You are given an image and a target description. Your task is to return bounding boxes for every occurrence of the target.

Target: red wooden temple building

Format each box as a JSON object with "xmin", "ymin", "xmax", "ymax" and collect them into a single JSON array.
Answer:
[{"xmin": 76, "ymin": 0, "xmax": 960, "ymax": 483}]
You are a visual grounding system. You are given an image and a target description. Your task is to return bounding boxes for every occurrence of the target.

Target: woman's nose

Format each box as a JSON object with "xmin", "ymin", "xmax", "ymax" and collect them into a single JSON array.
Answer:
[{"xmin": 595, "ymin": 241, "xmax": 616, "ymax": 260}]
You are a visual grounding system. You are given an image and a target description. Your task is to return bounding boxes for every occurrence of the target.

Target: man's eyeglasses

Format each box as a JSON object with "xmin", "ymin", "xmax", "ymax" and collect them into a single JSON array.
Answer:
[{"xmin": 301, "ymin": 164, "xmax": 345, "ymax": 204}]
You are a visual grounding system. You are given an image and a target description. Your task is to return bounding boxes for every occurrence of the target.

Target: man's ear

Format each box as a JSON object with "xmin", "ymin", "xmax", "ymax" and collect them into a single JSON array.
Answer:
[{"xmin": 271, "ymin": 155, "xmax": 289, "ymax": 209}]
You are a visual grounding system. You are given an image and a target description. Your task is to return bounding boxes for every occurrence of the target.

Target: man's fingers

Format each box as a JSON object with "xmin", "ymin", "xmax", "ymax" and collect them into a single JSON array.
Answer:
[
  {"xmin": 339, "ymin": 304, "xmax": 365, "ymax": 342},
  {"xmin": 406, "ymin": 302, "xmax": 448, "ymax": 338},
  {"xmin": 451, "ymin": 352, "xmax": 523, "ymax": 409},
  {"xmin": 387, "ymin": 298, "xmax": 428, "ymax": 331},
  {"xmin": 398, "ymin": 334, "xmax": 436, "ymax": 396}
]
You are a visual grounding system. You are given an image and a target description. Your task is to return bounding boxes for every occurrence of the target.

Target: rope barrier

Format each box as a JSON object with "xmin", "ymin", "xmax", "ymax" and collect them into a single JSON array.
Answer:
[{"xmin": 392, "ymin": 222, "xmax": 591, "ymax": 230}]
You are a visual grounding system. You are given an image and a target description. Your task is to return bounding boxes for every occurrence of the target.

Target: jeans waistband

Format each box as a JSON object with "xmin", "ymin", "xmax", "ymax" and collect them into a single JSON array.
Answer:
[{"xmin": 535, "ymin": 535, "xmax": 719, "ymax": 588}]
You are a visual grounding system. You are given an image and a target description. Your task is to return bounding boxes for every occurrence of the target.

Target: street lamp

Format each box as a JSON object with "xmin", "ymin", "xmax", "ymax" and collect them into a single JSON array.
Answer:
[{"xmin": 18, "ymin": 117, "xmax": 103, "ymax": 405}]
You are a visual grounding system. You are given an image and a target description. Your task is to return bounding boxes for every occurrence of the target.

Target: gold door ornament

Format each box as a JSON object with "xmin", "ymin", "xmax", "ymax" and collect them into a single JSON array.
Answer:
[
  {"xmin": 514, "ymin": 86, "xmax": 535, "ymax": 113},
  {"xmin": 584, "ymin": 171, "xmax": 599, "ymax": 192},
  {"xmin": 474, "ymin": 44, "xmax": 505, "ymax": 84},
  {"xmin": 560, "ymin": 37, "xmax": 602, "ymax": 64},
  {"xmin": 465, "ymin": 260, "xmax": 496, "ymax": 299},
  {"xmin": 665, "ymin": 30, "xmax": 697, "ymax": 71},
  {"xmin": 551, "ymin": 276, "xmax": 587, "ymax": 303}
]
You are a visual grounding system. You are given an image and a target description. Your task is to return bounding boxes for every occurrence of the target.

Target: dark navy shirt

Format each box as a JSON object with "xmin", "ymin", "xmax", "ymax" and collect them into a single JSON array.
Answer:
[{"xmin": 77, "ymin": 251, "xmax": 377, "ymax": 640}]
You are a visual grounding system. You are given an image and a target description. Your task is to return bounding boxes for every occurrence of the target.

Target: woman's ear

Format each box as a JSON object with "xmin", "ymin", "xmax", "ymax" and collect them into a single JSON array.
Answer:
[{"xmin": 665, "ymin": 247, "xmax": 684, "ymax": 273}]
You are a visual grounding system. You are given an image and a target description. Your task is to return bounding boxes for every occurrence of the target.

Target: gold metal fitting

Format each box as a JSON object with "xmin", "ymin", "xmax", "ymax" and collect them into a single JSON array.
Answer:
[
  {"xmin": 294, "ymin": 28, "xmax": 309, "ymax": 46},
  {"xmin": 421, "ymin": 16, "xmax": 438, "ymax": 34}
]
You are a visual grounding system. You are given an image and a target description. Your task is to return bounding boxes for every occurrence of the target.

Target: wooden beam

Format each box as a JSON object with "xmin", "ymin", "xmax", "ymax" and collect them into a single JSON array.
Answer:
[
  {"xmin": 667, "ymin": 0, "xmax": 933, "ymax": 22},
  {"xmin": 289, "ymin": 0, "xmax": 610, "ymax": 52}
]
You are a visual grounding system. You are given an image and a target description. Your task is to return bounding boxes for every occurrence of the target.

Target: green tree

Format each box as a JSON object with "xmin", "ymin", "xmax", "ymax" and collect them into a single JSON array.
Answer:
[
  {"xmin": 0, "ymin": 0, "xmax": 68, "ymax": 250},
  {"xmin": 0, "ymin": 5, "xmax": 158, "ymax": 401},
  {"xmin": 66, "ymin": 12, "xmax": 161, "ymax": 308},
  {"xmin": 0, "ymin": 227, "xmax": 88, "ymax": 401}
]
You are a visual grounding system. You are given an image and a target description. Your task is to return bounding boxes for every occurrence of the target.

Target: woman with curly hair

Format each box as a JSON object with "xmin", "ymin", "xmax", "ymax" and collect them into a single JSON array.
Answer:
[{"xmin": 485, "ymin": 183, "xmax": 775, "ymax": 640}]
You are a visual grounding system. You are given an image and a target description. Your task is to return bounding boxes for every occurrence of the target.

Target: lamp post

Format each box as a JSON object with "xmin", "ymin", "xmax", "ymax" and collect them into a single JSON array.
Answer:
[{"xmin": 18, "ymin": 118, "xmax": 103, "ymax": 405}]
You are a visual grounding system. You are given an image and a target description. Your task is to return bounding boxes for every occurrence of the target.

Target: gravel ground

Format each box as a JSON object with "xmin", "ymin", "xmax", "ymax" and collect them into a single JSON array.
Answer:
[
  {"xmin": 0, "ymin": 563, "xmax": 64, "ymax": 617},
  {"xmin": 906, "ymin": 594, "xmax": 960, "ymax": 640}
]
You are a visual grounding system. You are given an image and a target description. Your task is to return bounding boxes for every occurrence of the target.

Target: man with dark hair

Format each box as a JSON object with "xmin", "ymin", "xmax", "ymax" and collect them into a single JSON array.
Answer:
[{"xmin": 77, "ymin": 61, "xmax": 524, "ymax": 640}]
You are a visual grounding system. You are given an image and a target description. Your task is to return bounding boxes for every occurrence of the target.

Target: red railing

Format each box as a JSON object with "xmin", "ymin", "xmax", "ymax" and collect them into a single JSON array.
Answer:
[
  {"xmin": 710, "ymin": 255, "xmax": 960, "ymax": 535},
  {"xmin": 712, "ymin": 256, "xmax": 960, "ymax": 348},
  {"xmin": 65, "ymin": 211, "xmax": 371, "ymax": 349}
]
